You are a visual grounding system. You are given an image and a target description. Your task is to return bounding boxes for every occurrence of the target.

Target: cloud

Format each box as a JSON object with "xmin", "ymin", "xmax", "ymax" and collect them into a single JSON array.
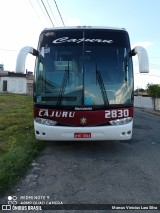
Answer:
[{"xmin": 131, "ymin": 41, "xmax": 154, "ymax": 49}]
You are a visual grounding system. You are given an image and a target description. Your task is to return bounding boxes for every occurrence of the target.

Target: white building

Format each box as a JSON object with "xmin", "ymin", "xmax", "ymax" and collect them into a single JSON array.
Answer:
[{"xmin": 0, "ymin": 71, "xmax": 34, "ymax": 95}]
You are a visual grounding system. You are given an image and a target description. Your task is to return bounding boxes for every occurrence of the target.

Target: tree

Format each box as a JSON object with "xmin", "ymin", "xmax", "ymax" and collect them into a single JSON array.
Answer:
[{"xmin": 147, "ymin": 84, "xmax": 160, "ymax": 109}]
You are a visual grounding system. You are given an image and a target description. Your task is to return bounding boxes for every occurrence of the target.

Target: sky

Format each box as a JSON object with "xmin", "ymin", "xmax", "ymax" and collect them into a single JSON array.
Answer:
[{"xmin": 0, "ymin": 0, "xmax": 160, "ymax": 89}]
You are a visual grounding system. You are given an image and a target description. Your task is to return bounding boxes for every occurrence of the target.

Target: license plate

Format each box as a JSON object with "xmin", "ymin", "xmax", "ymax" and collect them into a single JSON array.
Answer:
[{"xmin": 74, "ymin": 133, "xmax": 91, "ymax": 138}]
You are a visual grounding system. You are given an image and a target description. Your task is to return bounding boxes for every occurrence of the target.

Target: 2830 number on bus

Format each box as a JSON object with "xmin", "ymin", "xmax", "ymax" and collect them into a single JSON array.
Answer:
[{"xmin": 105, "ymin": 109, "xmax": 129, "ymax": 119}]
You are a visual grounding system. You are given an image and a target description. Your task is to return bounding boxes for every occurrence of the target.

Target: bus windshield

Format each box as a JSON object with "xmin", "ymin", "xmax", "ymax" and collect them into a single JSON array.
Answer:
[{"xmin": 35, "ymin": 29, "xmax": 133, "ymax": 107}]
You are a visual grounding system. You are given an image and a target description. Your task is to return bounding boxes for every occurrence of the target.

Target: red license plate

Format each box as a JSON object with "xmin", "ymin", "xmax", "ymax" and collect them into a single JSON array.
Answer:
[{"xmin": 74, "ymin": 133, "xmax": 91, "ymax": 138}]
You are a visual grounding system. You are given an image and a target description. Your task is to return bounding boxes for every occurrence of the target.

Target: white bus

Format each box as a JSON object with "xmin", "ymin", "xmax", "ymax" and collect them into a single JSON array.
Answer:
[{"xmin": 16, "ymin": 26, "xmax": 149, "ymax": 141}]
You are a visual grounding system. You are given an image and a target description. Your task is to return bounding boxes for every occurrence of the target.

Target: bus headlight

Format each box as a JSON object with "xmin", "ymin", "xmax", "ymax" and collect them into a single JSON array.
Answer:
[
  {"xmin": 109, "ymin": 117, "xmax": 132, "ymax": 126},
  {"xmin": 35, "ymin": 117, "xmax": 57, "ymax": 126}
]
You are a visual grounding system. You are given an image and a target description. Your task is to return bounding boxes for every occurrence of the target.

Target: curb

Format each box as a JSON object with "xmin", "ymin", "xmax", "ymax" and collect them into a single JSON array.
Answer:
[{"xmin": 141, "ymin": 108, "xmax": 160, "ymax": 117}]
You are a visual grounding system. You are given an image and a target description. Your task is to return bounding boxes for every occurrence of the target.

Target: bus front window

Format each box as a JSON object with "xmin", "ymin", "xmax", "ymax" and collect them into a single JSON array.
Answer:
[
  {"xmin": 84, "ymin": 46, "xmax": 133, "ymax": 106},
  {"xmin": 35, "ymin": 30, "xmax": 133, "ymax": 107},
  {"xmin": 35, "ymin": 45, "xmax": 84, "ymax": 106}
]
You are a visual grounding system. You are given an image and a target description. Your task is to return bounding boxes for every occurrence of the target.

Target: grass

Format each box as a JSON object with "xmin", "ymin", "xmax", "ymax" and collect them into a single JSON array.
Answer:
[{"xmin": 0, "ymin": 93, "xmax": 44, "ymax": 196}]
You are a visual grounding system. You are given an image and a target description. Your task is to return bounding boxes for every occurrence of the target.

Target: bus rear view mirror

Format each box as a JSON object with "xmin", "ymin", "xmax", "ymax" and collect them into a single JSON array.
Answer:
[
  {"xmin": 16, "ymin": 46, "xmax": 39, "ymax": 73},
  {"xmin": 131, "ymin": 46, "xmax": 149, "ymax": 73}
]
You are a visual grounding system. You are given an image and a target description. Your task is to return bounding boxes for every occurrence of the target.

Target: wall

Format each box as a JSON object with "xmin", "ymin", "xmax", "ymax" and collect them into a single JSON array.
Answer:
[
  {"xmin": 0, "ymin": 77, "xmax": 27, "ymax": 94},
  {"xmin": 155, "ymin": 98, "xmax": 160, "ymax": 111},
  {"xmin": 134, "ymin": 96, "xmax": 154, "ymax": 109},
  {"xmin": 134, "ymin": 96, "xmax": 160, "ymax": 111}
]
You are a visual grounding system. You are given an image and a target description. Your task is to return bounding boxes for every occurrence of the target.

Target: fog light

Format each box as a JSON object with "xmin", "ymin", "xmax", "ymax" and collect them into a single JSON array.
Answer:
[
  {"xmin": 121, "ymin": 132, "xmax": 126, "ymax": 135},
  {"xmin": 127, "ymin": 130, "xmax": 132, "ymax": 135}
]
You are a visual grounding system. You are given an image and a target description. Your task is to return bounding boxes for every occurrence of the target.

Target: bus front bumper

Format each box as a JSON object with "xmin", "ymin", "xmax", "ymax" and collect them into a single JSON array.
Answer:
[{"xmin": 34, "ymin": 120, "xmax": 133, "ymax": 141}]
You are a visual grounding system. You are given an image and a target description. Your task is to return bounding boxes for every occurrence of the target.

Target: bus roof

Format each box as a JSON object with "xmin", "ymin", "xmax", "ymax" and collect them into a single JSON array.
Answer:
[{"xmin": 42, "ymin": 26, "xmax": 126, "ymax": 32}]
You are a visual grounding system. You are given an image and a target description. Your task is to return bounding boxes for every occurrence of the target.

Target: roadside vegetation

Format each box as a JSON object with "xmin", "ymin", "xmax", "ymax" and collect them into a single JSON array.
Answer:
[
  {"xmin": 147, "ymin": 84, "xmax": 160, "ymax": 98},
  {"xmin": 147, "ymin": 84, "xmax": 160, "ymax": 110},
  {"xmin": 0, "ymin": 93, "xmax": 44, "ymax": 196}
]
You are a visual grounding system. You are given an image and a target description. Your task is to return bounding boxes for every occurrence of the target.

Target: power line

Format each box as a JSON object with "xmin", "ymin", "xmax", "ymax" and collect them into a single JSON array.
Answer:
[
  {"xmin": 28, "ymin": 0, "xmax": 44, "ymax": 26},
  {"xmin": 37, "ymin": 0, "xmax": 51, "ymax": 25},
  {"xmin": 0, "ymin": 49, "xmax": 18, "ymax": 52},
  {"xmin": 46, "ymin": 0, "xmax": 58, "ymax": 26},
  {"xmin": 41, "ymin": 0, "xmax": 54, "ymax": 27},
  {"xmin": 29, "ymin": 0, "xmax": 48, "ymax": 26},
  {"xmin": 54, "ymin": 0, "xmax": 65, "ymax": 26}
]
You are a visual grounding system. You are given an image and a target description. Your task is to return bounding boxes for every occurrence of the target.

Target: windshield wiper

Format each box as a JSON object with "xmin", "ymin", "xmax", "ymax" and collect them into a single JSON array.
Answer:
[
  {"xmin": 96, "ymin": 68, "xmax": 109, "ymax": 106},
  {"xmin": 56, "ymin": 62, "xmax": 69, "ymax": 106}
]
